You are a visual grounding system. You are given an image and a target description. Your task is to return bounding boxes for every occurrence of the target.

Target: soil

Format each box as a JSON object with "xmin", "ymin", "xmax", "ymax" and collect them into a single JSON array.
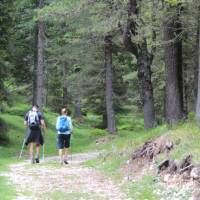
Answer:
[{"xmin": 2, "ymin": 152, "xmax": 130, "ymax": 200}]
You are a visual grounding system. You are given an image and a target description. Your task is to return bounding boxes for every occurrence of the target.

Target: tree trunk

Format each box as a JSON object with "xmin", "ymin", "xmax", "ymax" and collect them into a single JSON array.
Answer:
[
  {"xmin": 163, "ymin": 9, "xmax": 184, "ymax": 124},
  {"xmin": 62, "ymin": 62, "xmax": 68, "ymax": 107},
  {"xmin": 123, "ymin": 0, "xmax": 156, "ymax": 129},
  {"xmin": 74, "ymin": 99, "xmax": 82, "ymax": 118},
  {"xmin": 137, "ymin": 41, "xmax": 155, "ymax": 129},
  {"xmin": 33, "ymin": 0, "xmax": 45, "ymax": 109},
  {"xmin": 196, "ymin": 6, "xmax": 200, "ymax": 120},
  {"xmin": 105, "ymin": 35, "xmax": 116, "ymax": 134},
  {"xmin": 195, "ymin": 5, "xmax": 200, "ymax": 114}
]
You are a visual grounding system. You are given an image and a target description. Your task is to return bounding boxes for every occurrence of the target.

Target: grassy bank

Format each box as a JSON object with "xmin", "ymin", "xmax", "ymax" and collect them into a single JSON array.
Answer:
[{"xmin": 85, "ymin": 116, "xmax": 200, "ymax": 199}]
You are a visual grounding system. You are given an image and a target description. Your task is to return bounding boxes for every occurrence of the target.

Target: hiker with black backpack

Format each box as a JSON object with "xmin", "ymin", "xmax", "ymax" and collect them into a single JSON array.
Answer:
[
  {"xmin": 24, "ymin": 105, "xmax": 46, "ymax": 164},
  {"xmin": 56, "ymin": 108, "xmax": 73, "ymax": 165}
]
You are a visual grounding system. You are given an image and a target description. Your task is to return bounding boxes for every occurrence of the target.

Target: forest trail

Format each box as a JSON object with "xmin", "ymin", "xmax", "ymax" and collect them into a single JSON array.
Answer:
[{"xmin": 2, "ymin": 152, "xmax": 130, "ymax": 200}]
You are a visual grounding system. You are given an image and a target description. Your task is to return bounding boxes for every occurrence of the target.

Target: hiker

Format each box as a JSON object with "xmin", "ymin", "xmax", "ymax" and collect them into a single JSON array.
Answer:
[
  {"xmin": 56, "ymin": 108, "xmax": 73, "ymax": 165},
  {"xmin": 24, "ymin": 105, "xmax": 46, "ymax": 164}
]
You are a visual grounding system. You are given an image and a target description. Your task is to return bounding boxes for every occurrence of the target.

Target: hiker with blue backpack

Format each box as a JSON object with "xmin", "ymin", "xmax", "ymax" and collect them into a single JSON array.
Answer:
[
  {"xmin": 56, "ymin": 108, "xmax": 73, "ymax": 165},
  {"xmin": 24, "ymin": 105, "xmax": 46, "ymax": 164}
]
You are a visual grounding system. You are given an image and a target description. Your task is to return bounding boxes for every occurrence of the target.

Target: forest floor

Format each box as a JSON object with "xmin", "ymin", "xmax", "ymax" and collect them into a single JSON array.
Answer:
[{"xmin": 1, "ymin": 152, "xmax": 130, "ymax": 200}]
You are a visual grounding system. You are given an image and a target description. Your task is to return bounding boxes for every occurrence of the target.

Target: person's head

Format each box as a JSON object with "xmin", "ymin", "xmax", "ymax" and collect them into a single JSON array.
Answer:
[
  {"xmin": 32, "ymin": 105, "xmax": 39, "ymax": 112},
  {"xmin": 61, "ymin": 108, "xmax": 67, "ymax": 115}
]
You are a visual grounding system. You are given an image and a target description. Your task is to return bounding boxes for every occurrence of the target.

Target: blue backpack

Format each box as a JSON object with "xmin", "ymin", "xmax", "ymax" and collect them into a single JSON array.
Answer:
[{"xmin": 57, "ymin": 116, "xmax": 70, "ymax": 132}]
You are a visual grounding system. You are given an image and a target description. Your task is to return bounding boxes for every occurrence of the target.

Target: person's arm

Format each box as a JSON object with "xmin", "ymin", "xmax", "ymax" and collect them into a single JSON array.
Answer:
[
  {"xmin": 39, "ymin": 112, "xmax": 47, "ymax": 130},
  {"xmin": 56, "ymin": 117, "xmax": 60, "ymax": 131},
  {"xmin": 69, "ymin": 117, "xmax": 73, "ymax": 133},
  {"xmin": 24, "ymin": 112, "xmax": 28, "ymax": 127},
  {"xmin": 41, "ymin": 119, "xmax": 47, "ymax": 129}
]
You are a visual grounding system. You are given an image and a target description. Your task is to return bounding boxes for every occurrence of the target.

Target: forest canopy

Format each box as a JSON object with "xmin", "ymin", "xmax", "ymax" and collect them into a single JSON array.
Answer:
[{"xmin": 1, "ymin": 0, "xmax": 200, "ymax": 132}]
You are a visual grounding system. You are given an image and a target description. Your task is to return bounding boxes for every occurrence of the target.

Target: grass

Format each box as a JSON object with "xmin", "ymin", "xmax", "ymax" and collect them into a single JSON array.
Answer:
[
  {"xmin": 1, "ymin": 102, "xmax": 200, "ymax": 200},
  {"xmin": 124, "ymin": 175, "xmax": 160, "ymax": 200},
  {"xmin": 0, "ymin": 176, "xmax": 16, "ymax": 200}
]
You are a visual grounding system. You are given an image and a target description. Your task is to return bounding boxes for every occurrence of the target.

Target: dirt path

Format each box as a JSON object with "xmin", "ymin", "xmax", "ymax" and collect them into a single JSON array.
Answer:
[{"xmin": 2, "ymin": 152, "xmax": 130, "ymax": 200}]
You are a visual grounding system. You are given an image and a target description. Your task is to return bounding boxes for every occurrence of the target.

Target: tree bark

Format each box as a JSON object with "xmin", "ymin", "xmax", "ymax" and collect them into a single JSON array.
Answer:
[
  {"xmin": 74, "ymin": 99, "xmax": 82, "ymax": 118},
  {"xmin": 194, "ymin": 3, "xmax": 200, "ymax": 111},
  {"xmin": 123, "ymin": 0, "xmax": 156, "ymax": 129},
  {"xmin": 105, "ymin": 35, "xmax": 116, "ymax": 134},
  {"xmin": 137, "ymin": 41, "xmax": 155, "ymax": 128},
  {"xmin": 196, "ymin": 6, "xmax": 200, "ymax": 120},
  {"xmin": 62, "ymin": 62, "xmax": 68, "ymax": 107},
  {"xmin": 163, "ymin": 8, "xmax": 184, "ymax": 124},
  {"xmin": 33, "ymin": 0, "xmax": 45, "ymax": 109}
]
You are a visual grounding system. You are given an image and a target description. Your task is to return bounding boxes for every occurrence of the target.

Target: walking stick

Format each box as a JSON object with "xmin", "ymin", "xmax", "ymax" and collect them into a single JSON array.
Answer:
[
  {"xmin": 18, "ymin": 128, "xmax": 28, "ymax": 159},
  {"xmin": 70, "ymin": 133, "xmax": 72, "ymax": 163},
  {"xmin": 42, "ymin": 129, "xmax": 45, "ymax": 161}
]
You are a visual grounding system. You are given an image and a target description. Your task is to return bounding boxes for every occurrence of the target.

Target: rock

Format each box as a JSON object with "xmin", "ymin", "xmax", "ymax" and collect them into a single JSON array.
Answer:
[
  {"xmin": 164, "ymin": 174, "xmax": 170, "ymax": 182},
  {"xmin": 126, "ymin": 159, "xmax": 130, "ymax": 164},
  {"xmin": 191, "ymin": 167, "xmax": 200, "ymax": 179},
  {"xmin": 192, "ymin": 191, "xmax": 200, "ymax": 200}
]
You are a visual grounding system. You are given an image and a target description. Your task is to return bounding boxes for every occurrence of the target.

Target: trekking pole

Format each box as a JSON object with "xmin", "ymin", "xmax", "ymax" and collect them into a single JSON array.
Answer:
[
  {"xmin": 70, "ymin": 133, "xmax": 72, "ymax": 163},
  {"xmin": 42, "ymin": 129, "xmax": 45, "ymax": 161},
  {"xmin": 18, "ymin": 128, "xmax": 28, "ymax": 159}
]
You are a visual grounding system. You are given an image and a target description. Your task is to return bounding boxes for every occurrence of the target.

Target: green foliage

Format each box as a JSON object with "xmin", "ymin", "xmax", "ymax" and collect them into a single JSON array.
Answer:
[
  {"xmin": 0, "ymin": 176, "xmax": 16, "ymax": 200},
  {"xmin": 164, "ymin": 0, "xmax": 185, "ymax": 5},
  {"xmin": 5, "ymin": 103, "xmax": 30, "ymax": 116},
  {"xmin": 88, "ymin": 128, "xmax": 108, "ymax": 137},
  {"xmin": 127, "ymin": 175, "xmax": 160, "ymax": 199}
]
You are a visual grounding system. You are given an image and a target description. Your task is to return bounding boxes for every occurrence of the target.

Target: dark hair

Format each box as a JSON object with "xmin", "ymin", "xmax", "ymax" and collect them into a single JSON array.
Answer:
[
  {"xmin": 32, "ymin": 104, "xmax": 39, "ymax": 108},
  {"xmin": 61, "ymin": 108, "xmax": 67, "ymax": 115}
]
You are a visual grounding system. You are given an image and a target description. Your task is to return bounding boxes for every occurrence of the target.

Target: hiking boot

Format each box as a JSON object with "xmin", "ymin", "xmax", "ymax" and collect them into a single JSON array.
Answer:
[
  {"xmin": 64, "ymin": 160, "xmax": 69, "ymax": 165},
  {"xmin": 35, "ymin": 158, "xmax": 40, "ymax": 163}
]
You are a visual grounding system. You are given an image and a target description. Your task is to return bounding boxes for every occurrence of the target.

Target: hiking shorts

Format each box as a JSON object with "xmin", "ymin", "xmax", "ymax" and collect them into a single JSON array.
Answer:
[
  {"xmin": 25, "ymin": 128, "xmax": 44, "ymax": 146},
  {"xmin": 57, "ymin": 134, "xmax": 71, "ymax": 149}
]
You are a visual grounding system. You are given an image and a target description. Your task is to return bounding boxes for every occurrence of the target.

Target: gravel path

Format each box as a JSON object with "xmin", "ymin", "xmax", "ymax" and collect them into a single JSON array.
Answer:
[{"xmin": 2, "ymin": 152, "xmax": 129, "ymax": 200}]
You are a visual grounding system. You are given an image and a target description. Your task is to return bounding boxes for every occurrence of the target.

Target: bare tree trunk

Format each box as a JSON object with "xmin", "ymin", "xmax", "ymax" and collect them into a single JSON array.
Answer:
[
  {"xmin": 74, "ymin": 99, "xmax": 82, "ymax": 118},
  {"xmin": 137, "ymin": 41, "xmax": 155, "ymax": 128},
  {"xmin": 164, "ymin": 8, "xmax": 184, "ymax": 124},
  {"xmin": 196, "ymin": 6, "xmax": 200, "ymax": 120},
  {"xmin": 123, "ymin": 0, "xmax": 156, "ymax": 129},
  {"xmin": 33, "ymin": 0, "xmax": 45, "ymax": 109},
  {"xmin": 195, "ymin": 5, "xmax": 200, "ymax": 113},
  {"xmin": 105, "ymin": 35, "xmax": 116, "ymax": 134},
  {"xmin": 63, "ymin": 62, "xmax": 68, "ymax": 107},
  {"xmin": 183, "ymin": 61, "xmax": 188, "ymax": 116}
]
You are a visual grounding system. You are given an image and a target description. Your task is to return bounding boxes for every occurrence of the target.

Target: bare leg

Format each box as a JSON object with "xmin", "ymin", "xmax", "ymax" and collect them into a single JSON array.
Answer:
[
  {"xmin": 63, "ymin": 148, "xmax": 69, "ymax": 164},
  {"xmin": 64, "ymin": 148, "xmax": 69, "ymax": 161},
  {"xmin": 29, "ymin": 143, "xmax": 35, "ymax": 164},
  {"xmin": 59, "ymin": 149, "xmax": 64, "ymax": 164},
  {"xmin": 36, "ymin": 144, "xmax": 40, "ymax": 159}
]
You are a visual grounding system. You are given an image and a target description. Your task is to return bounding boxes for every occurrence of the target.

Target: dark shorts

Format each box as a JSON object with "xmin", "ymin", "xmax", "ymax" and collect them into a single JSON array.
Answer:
[
  {"xmin": 57, "ymin": 134, "xmax": 71, "ymax": 149},
  {"xmin": 25, "ymin": 128, "xmax": 44, "ymax": 146}
]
